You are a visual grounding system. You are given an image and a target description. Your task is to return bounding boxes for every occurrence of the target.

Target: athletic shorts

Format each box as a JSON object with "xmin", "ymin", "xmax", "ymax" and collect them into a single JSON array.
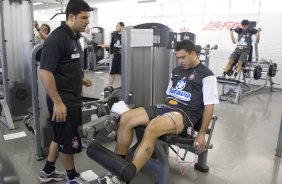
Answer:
[
  {"xmin": 143, "ymin": 104, "xmax": 191, "ymax": 135},
  {"xmin": 48, "ymin": 106, "xmax": 82, "ymax": 154},
  {"xmin": 230, "ymin": 49, "xmax": 250, "ymax": 63},
  {"xmin": 110, "ymin": 54, "xmax": 121, "ymax": 74}
]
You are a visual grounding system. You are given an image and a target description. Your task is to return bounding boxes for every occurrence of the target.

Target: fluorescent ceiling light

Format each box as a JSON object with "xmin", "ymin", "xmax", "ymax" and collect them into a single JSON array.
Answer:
[
  {"xmin": 137, "ymin": 0, "xmax": 156, "ymax": 3},
  {"xmin": 33, "ymin": 2, "xmax": 44, "ymax": 5}
]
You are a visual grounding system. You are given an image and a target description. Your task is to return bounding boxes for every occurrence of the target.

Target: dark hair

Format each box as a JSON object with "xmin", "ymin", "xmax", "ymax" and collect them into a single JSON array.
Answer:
[
  {"xmin": 241, "ymin": 19, "xmax": 249, "ymax": 25},
  {"xmin": 118, "ymin": 22, "xmax": 125, "ymax": 27},
  {"xmin": 175, "ymin": 40, "xmax": 196, "ymax": 53},
  {"xmin": 65, "ymin": 0, "xmax": 92, "ymax": 20},
  {"xmin": 42, "ymin": 24, "xmax": 51, "ymax": 34}
]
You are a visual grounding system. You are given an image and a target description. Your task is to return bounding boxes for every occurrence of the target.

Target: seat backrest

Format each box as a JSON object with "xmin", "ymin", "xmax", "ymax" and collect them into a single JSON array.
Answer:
[
  {"xmin": 247, "ymin": 45, "xmax": 253, "ymax": 62},
  {"xmin": 35, "ymin": 48, "xmax": 43, "ymax": 62},
  {"xmin": 193, "ymin": 118, "xmax": 203, "ymax": 132}
]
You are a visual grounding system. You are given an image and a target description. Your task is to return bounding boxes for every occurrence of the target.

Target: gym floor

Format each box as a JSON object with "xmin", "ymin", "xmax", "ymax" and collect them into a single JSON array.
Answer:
[{"xmin": 0, "ymin": 69, "xmax": 282, "ymax": 184}]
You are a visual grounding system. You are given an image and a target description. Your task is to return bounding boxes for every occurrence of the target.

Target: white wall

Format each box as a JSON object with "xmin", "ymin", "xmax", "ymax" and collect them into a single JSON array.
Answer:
[
  {"xmin": 33, "ymin": 0, "xmax": 282, "ymax": 88},
  {"xmin": 92, "ymin": 0, "xmax": 282, "ymax": 88},
  {"xmin": 33, "ymin": 7, "xmax": 98, "ymax": 34}
]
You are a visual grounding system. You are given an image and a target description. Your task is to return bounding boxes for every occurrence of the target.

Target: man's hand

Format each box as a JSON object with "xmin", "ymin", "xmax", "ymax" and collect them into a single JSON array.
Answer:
[
  {"xmin": 229, "ymin": 28, "xmax": 234, "ymax": 34},
  {"xmin": 195, "ymin": 133, "xmax": 206, "ymax": 154},
  {"xmin": 34, "ymin": 21, "xmax": 39, "ymax": 30},
  {"xmin": 52, "ymin": 102, "xmax": 67, "ymax": 122},
  {"xmin": 83, "ymin": 78, "xmax": 92, "ymax": 87}
]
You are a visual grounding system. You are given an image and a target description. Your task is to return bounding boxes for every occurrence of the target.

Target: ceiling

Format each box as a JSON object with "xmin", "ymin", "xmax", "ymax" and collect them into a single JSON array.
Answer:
[
  {"xmin": 33, "ymin": 0, "xmax": 195, "ymax": 11},
  {"xmin": 33, "ymin": 0, "xmax": 130, "ymax": 11}
]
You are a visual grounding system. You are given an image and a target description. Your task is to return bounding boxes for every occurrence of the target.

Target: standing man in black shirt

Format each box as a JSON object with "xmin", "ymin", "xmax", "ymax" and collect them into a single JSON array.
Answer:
[
  {"xmin": 222, "ymin": 19, "xmax": 261, "ymax": 79},
  {"xmin": 106, "ymin": 22, "xmax": 125, "ymax": 90},
  {"xmin": 37, "ymin": 0, "xmax": 92, "ymax": 183}
]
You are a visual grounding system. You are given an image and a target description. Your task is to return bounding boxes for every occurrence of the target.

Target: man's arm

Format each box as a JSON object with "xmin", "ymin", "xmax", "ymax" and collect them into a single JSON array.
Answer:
[
  {"xmin": 39, "ymin": 69, "xmax": 67, "ymax": 122},
  {"xmin": 38, "ymin": 29, "xmax": 48, "ymax": 40},
  {"xmin": 196, "ymin": 104, "xmax": 214, "ymax": 153},
  {"xmin": 230, "ymin": 29, "xmax": 236, "ymax": 44},
  {"xmin": 35, "ymin": 22, "xmax": 48, "ymax": 41},
  {"xmin": 256, "ymin": 28, "xmax": 261, "ymax": 44}
]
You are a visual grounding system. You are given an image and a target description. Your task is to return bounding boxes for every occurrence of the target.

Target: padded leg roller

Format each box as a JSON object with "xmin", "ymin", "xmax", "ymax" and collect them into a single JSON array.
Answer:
[{"xmin": 86, "ymin": 141, "xmax": 136, "ymax": 182}]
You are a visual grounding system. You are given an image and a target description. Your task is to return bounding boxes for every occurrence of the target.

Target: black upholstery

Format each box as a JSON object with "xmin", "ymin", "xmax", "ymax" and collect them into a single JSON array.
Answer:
[
  {"xmin": 130, "ymin": 116, "xmax": 217, "ymax": 184},
  {"xmin": 35, "ymin": 48, "xmax": 42, "ymax": 62},
  {"xmin": 247, "ymin": 45, "xmax": 253, "ymax": 62}
]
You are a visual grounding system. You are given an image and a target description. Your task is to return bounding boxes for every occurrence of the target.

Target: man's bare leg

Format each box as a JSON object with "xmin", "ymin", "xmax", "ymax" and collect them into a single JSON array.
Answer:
[
  {"xmin": 223, "ymin": 58, "xmax": 235, "ymax": 77},
  {"xmin": 108, "ymin": 74, "xmax": 115, "ymax": 87},
  {"xmin": 234, "ymin": 60, "xmax": 244, "ymax": 78},
  {"xmin": 115, "ymin": 108, "xmax": 150, "ymax": 155},
  {"xmin": 132, "ymin": 112, "xmax": 184, "ymax": 172}
]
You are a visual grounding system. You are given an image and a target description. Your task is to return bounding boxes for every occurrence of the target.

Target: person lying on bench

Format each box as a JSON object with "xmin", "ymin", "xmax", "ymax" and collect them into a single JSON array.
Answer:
[
  {"xmin": 222, "ymin": 19, "xmax": 261, "ymax": 79},
  {"xmin": 100, "ymin": 40, "xmax": 219, "ymax": 184}
]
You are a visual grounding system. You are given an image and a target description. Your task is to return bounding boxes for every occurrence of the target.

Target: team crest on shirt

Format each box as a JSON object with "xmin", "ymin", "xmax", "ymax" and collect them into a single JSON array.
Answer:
[
  {"xmin": 72, "ymin": 137, "xmax": 80, "ymax": 149},
  {"xmin": 188, "ymin": 71, "xmax": 197, "ymax": 80},
  {"xmin": 167, "ymin": 79, "xmax": 191, "ymax": 101}
]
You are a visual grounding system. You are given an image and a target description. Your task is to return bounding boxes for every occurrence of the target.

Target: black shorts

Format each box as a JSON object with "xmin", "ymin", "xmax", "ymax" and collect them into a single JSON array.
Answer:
[
  {"xmin": 48, "ymin": 106, "xmax": 82, "ymax": 154},
  {"xmin": 110, "ymin": 54, "xmax": 121, "ymax": 74},
  {"xmin": 230, "ymin": 49, "xmax": 250, "ymax": 63},
  {"xmin": 143, "ymin": 105, "xmax": 190, "ymax": 135}
]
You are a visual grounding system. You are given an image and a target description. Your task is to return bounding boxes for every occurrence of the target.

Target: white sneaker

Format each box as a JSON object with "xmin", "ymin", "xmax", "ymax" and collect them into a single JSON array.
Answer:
[
  {"xmin": 38, "ymin": 170, "xmax": 66, "ymax": 183},
  {"xmin": 66, "ymin": 176, "xmax": 89, "ymax": 184},
  {"xmin": 98, "ymin": 175, "xmax": 113, "ymax": 184},
  {"xmin": 110, "ymin": 176, "xmax": 126, "ymax": 184},
  {"xmin": 98, "ymin": 172, "xmax": 113, "ymax": 184}
]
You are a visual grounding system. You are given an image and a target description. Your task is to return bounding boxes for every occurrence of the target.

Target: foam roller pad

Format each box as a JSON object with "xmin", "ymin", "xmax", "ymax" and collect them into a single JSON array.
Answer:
[{"xmin": 86, "ymin": 141, "xmax": 136, "ymax": 182}]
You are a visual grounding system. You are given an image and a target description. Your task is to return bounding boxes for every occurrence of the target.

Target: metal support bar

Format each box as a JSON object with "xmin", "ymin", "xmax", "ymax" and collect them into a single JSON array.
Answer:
[
  {"xmin": 31, "ymin": 44, "xmax": 44, "ymax": 160},
  {"xmin": 275, "ymin": 116, "xmax": 282, "ymax": 157},
  {"xmin": 0, "ymin": 99, "xmax": 15, "ymax": 129},
  {"xmin": 0, "ymin": 0, "xmax": 15, "ymax": 130}
]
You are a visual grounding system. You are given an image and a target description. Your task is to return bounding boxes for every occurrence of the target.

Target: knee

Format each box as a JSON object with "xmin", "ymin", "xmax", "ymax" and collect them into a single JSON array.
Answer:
[
  {"xmin": 228, "ymin": 59, "xmax": 234, "ymax": 65},
  {"xmin": 143, "ymin": 123, "xmax": 159, "ymax": 140},
  {"xmin": 238, "ymin": 60, "xmax": 244, "ymax": 65},
  {"xmin": 119, "ymin": 113, "xmax": 129, "ymax": 128},
  {"xmin": 119, "ymin": 112, "xmax": 134, "ymax": 130}
]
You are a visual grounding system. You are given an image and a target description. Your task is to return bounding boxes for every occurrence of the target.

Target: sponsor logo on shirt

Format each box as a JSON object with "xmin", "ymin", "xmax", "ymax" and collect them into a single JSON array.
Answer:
[
  {"xmin": 168, "ymin": 79, "xmax": 191, "ymax": 101},
  {"xmin": 114, "ymin": 40, "xmax": 122, "ymax": 48},
  {"xmin": 168, "ymin": 99, "xmax": 178, "ymax": 105},
  {"xmin": 237, "ymin": 37, "xmax": 247, "ymax": 47}
]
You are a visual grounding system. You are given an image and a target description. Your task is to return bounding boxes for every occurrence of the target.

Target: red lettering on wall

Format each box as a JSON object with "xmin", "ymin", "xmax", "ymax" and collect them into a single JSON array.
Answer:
[{"xmin": 202, "ymin": 21, "xmax": 241, "ymax": 31}]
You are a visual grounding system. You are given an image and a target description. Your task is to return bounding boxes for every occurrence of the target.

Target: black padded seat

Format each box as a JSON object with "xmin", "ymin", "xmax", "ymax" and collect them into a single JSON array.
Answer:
[
  {"xmin": 217, "ymin": 76, "xmax": 249, "ymax": 88},
  {"xmin": 130, "ymin": 116, "xmax": 217, "ymax": 184}
]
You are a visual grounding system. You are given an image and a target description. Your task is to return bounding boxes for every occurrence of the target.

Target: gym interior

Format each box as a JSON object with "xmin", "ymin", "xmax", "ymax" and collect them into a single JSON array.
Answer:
[{"xmin": 0, "ymin": 0, "xmax": 282, "ymax": 184}]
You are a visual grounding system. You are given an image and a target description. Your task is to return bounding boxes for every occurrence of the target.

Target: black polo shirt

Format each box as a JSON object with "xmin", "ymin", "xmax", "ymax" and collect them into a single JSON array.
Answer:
[{"xmin": 40, "ymin": 24, "xmax": 83, "ymax": 109}]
